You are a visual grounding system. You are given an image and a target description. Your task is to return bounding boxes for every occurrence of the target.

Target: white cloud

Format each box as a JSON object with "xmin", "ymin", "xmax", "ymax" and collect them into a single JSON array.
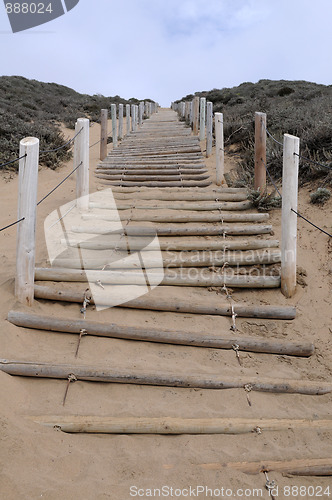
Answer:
[{"xmin": 0, "ymin": 0, "xmax": 331, "ymax": 105}]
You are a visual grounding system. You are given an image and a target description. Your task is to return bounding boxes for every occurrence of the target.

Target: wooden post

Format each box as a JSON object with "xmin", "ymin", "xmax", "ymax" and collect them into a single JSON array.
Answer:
[
  {"xmin": 118, "ymin": 104, "xmax": 124, "ymax": 140},
  {"xmin": 15, "ymin": 137, "xmax": 39, "ymax": 306},
  {"xmin": 215, "ymin": 112, "xmax": 224, "ymax": 185},
  {"xmin": 111, "ymin": 104, "xmax": 118, "ymax": 148},
  {"xmin": 254, "ymin": 112, "xmax": 267, "ymax": 191},
  {"xmin": 138, "ymin": 102, "xmax": 143, "ymax": 126},
  {"xmin": 189, "ymin": 101, "xmax": 193, "ymax": 128},
  {"xmin": 193, "ymin": 97, "xmax": 199, "ymax": 135},
  {"xmin": 126, "ymin": 104, "xmax": 131, "ymax": 135},
  {"xmin": 100, "ymin": 109, "xmax": 108, "ymax": 160},
  {"xmin": 185, "ymin": 101, "xmax": 190, "ymax": 122},
  {"xmin": 281, "ymin": 134, "xmax": 300, "ymax": 298},
  {"xmin": 199, "ymin": 97, "xmax": 206, "ymax": 141},
  {"xmin": 75, "ymin": 118, "xmax": 90, "ymax": 211},
  {"xmin": 135, "ymin": 105, "xmax": 139, "ymax": 130},
  {"xmin": 206, "ymin": 101, "xmax": 213, "ymax": 158},
  {"xmin": 131, "ymin": 105, "xmax": 136, "ymax": 132}
]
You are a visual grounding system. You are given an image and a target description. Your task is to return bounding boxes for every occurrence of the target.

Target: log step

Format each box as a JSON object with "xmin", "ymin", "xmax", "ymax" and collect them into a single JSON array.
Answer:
[
  {"xmin": 34, "ymin": 285, "xmax": 295, "ymax": 319},
  {"xmin": 29, "ymin": 416, "xmax": 332, "ymax": 435},
  {"xmin": 0, "ymin": 359, "xmax": 330, "ymax": 394},
  {"xmin": 8, "ymin": 310, "xmax": 306, "ymax": 355}
]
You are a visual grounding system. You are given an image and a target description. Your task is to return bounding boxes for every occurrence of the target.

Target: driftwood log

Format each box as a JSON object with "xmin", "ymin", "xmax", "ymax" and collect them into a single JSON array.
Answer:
[
  {"xmin": 96, "ymin": 174, "xmax": 210, "ymax": 182},
  {"xmin": 90, "ymin": 201, "xmax": 253, "ymax": 211},
  {"xmin": 110, "ymin": 187, "xmax": 248, "ymax": 196},
  {"xmin": 71, "ymin": 224, "xmax": 273, "ymax": 237},
  {"xmin": 86, "ymin": 211, "xmax": 266, "ymax": 223},
  {"xmin": 99, "ymin": 180, "xmax": 212, "ymax": 188},
  {"xmin": 52, "ymin": 249, "xmax": 282, "ymax": 269},
  {"xmin": 60, "ymin": 238, "xmax": 280, "ymax": 252},
  {"xmin": 8, "ymin": 310, "xmax": 308, "ymax": 355},
  {"xmin": 34, "ymin": 285, "xmax": 295, "ymax": 319},
  {"xmin": 29, "ymin": 416, "xmax": 332, "ymax": 435},
  {"xmin": 202, "ymin": 458, "xmax": 332, "ymax": 476},
  {"xmin": 34, "ymin": 268, "xmax": 281, "ymax": 288},
  {"xmin": 0, "ymin": 360, "xmax": 330, "ymax": 394}
]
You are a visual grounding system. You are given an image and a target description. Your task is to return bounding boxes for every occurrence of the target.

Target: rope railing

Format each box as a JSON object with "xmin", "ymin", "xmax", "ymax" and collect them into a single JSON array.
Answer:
[
  {"xmin": 39, "ymin": 127, "xmax": 83, "ymax": 155},
  {"xmin": 1, "ymin": 101, "xmax": 159, "ymax": 305},
  {"xmin": 0, "ymin": 153, "xmax": 27, "ymax": 169}
]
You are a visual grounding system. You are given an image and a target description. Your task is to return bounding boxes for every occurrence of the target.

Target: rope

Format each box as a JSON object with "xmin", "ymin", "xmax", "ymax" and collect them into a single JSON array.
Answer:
[
  {"xmin": 37, "ymin": 161, "xmax": 83, "ymax": 206},
  {"xmin": 0, "ymin": 217, "xmax": 25, "ymax": 233},
  {"xmin": 0, "ymin": 153, "xmax": 27, "ymax": 169},
  {"xmin": 294, "ymin": 152, "xmax": 332, "ymax": 171},
  {"xmin": 262, "ymin": 160, "xmax": 282, "ymax": 197},
  {"xmin": 39, "ymin": 127, "xmax": 83, "ymax": 154},
  {"xmin": 261, "ymin": 120, "xmax": 283, "ymax": 147},
  {"xmin": 89, "ymin": 138, "xmax": 101, "ymax": 149},
  {"xmin": 260, "ymin": 160, "xmax": 330, "ymax": 237},
  {"xmin": 291, "ymin": 208, "xmax": 332, "ymax": 237}
]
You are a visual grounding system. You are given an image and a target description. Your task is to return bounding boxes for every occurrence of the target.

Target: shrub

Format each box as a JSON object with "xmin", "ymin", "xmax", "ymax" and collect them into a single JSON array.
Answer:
[
  {"xmin": 0, "ymin": 76, "xmax": 154, "ymax": 170},
  {"xmin": 176, "ymin": 79, "xmax": 332, "ymax": 186},
  {"xmin": 310, "ymin": 187, "xmax": 331, "ymax": 205}
]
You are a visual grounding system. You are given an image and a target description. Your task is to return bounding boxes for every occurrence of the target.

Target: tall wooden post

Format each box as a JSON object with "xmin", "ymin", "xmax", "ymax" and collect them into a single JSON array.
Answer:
[
  {"xmin": 206, "ymin": 101, "xmax": 213, "ymax": 158},
  {"xmin": 111, "ymin": 104, "xmax": 118, "ymax": 148},
  {"xmin": 118, "ymin": 104, "xmax": 124, "ymax": 140},
  {"xmin": 185, "ymin": 101, "xmax": 190, "ymax": 122},
  {"xmin": 215, "ymin": 112, "xmax": 224, "ymax": 185},
  {"xmin": 126, "ymin": 104, "xmax": 131, "ymax": 135},
  {"xmin": 189, "ymin": 101, "xmax": 193, "ymax": 128},
  {"xmin": 281, "ymin": 134, "xmax": 300, "ymax": 298},
  {"xmin": 75, "ymin": 118, "xmax": 90, "ymax": 211},
  {"xmin": 15, "ymin": 137, "xmax": 39, "ymax": 306},
  {"xmin": 135, "ymin": 105, "xmax": 139, "ymax": 130},
  {"xmin": 193, "ymin": 97, "xmax": 200, "ymax": 136},
  {"xmin": 100, "ymin": 109, "xmax": 108, "ymax": 160},
  {"xmin": 131, "ymin": 105, "xmax": 136, "ymax": 132},
  {"xmin": 138, "ymin": 103, "xmax": 143, "ymax": 126},
  {"xmin": 254, "ymin": 112, "xmax": 267, "ymax": 191},
  {"xmin": 199, "ymin": 97, "xmax": 206, "ymax": 141}
]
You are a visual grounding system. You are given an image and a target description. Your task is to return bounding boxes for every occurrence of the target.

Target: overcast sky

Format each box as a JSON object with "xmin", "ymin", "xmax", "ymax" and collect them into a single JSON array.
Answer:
[{"xmin": 0, "ymin": 0, "xmax": 331, "ymax": 106}]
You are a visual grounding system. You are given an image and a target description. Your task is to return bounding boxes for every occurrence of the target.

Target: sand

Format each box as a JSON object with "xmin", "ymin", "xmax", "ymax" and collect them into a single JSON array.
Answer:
[{"xmin": 0, "ymin": 116, "xmax": 331, "ymax": 499}]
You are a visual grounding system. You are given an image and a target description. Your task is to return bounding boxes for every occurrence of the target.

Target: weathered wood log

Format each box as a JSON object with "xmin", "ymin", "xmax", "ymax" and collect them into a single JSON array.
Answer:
[
  {"xmin": 71, "ymin": 224, "xmax": 273, "ymax": 237},
  {"xmin": 1, "ymin": 359, "xmax": 329, "ymax": 394},
  {"xmin": 51, "ymin": 249, "xmax": 281, "ymax": 269},
  {"xmin": 87, "ymin": 209, "xmax": 266, "ymax": 223},
  {"xmin": 92, "ymin": 191, "xmax": 248, "ymax": 202},
  {"xmin": 29, "ymin": 417, "xmax": 331, "ymax": 435},
  {"xmin": 202, "ymin": 458, "xmax": 332, "ymax": 476},
  {"xmin": 59, "ymin": 238, "xmax": 280, "ymax": 252},
  {"xmin": 111, "ymin": 187, "xmax": 248, "ymax": 194},
  {"xmin": 34, "ymin": 285, "xmax": 295, "ymax": 319},
  {"xmin": 96, "ymin": 168, "xmax": 209, "ymax": 176},
  {"xmin": 96, "ymin": 174, "xmax": 210, "ymax": 182},
  {"xmin": 8, "ymin": 310, "xmax": 307, "ymax": 355},
  {"xmin": 98, "ymin": 180, "xmax": 212, "ymax": 188},
  {"xmin": 89, "ymin": 200, "xmax": 252, "ymax": 211},
  {"xmin": 34, "ymin": 268, "xmax": 281, "ymax": 288}
]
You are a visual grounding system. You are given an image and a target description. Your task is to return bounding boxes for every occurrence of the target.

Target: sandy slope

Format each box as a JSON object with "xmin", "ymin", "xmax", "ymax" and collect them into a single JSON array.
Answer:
[{"xmin": 0, "ymin": 118, "xmax": 331, "ymax": 499}]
